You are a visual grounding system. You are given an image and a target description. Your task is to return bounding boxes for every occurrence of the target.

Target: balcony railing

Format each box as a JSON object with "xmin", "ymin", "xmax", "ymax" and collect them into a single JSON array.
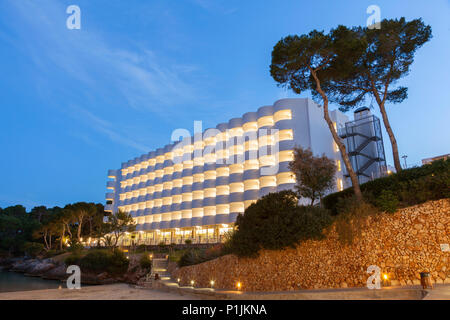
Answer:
[
  {"xmin": 119, "ymin": 236, "xmax": 226, "ymax": 247},
  {"xmin": 108, "ymin": 169, "xmax": 118, "ymax": 179},
  {"xmin": 105, "ymin": 193, "xmax": 114, "ymax": 200}
]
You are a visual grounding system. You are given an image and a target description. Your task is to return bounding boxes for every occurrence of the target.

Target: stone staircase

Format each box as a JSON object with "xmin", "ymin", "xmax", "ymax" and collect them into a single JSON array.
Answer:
[{"xmin": 148, "ymin": 258, "xmax": 170, "ymax": 281}]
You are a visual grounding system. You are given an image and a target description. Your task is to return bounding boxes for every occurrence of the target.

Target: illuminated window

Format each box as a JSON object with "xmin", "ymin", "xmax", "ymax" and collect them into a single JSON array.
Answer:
[
  {"xmin": 274, "ymin": 109, "xmax": 292, "ymax": 122},
  {"xmin": 337, "ymin": 178, "xmax": 344, "ymax": 191},
  {"xmin": 334, "ymin": 141, "xmax": 339, "ymax": 152}
]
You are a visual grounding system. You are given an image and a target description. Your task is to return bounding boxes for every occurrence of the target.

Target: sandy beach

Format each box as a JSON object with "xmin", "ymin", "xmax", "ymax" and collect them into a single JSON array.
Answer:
[{"xmin": 0, "ymin": 283, "xmax": 200, "ymax": 300}]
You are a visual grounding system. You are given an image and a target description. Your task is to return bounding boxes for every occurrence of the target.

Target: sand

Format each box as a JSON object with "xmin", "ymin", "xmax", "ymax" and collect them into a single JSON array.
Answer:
[{"xmin": 0, "ymin": 283, "xmax": 200, "ymax": 300}]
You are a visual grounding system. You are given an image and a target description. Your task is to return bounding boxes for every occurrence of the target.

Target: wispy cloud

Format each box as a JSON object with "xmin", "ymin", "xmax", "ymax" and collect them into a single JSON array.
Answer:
[
  {"xmin": 68, "ymin": 104, "xmax": 150, "ymax": 152},
  {"xmin": 3, "ymin": 0, "xmax": 200, "ymax": 112},
  {"xmin": 0, "ymin": 0, "xmax": 206, "ymax": 152}
]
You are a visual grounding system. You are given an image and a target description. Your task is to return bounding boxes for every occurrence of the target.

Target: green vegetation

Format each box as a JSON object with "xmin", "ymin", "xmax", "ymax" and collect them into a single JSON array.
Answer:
[
  {"xmin": 224, "ymin": 191, "xmax": 333, "ymax": 258},
  {"xmin": 289, "ymin": 147, "xmax": 336, "ymax": 206},
  {"xmin": 270, "ymin": 18, "xmax": 433, "ymax": 199},
  {"xmin": 0, "ymin": 201, "xmax": 136, "ymax": 259},
  {"xmin": 323, "ymin": 159, "xmax": 450, "ymax": 215},
  {"xmin": 334, "ymin": 197, "xmax": 379, "ymax": 245},
  {"xmin": 139, "ymin": 253, "xmax": 152, "ymax": 270},
  {"xmin": 177, "ymin": 245, "xmax": 225, "ymax": 267},
  {"xmin": 22, "ymin": 242, "xmax": 44, "ymax": 258},
  {"xmin": 65, "ymin": 249, "xmax": 129, "ymax": 275}
]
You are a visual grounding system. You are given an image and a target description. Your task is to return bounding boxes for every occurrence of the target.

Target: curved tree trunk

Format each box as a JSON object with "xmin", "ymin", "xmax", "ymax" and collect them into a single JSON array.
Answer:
[
  {"xmin": 371, "ymin": 80, "xmax": 402, "ymax": 172},
  {"xmin": 377, "ymin": 101, "xmax": 402, "ymax": 172},
  {"xmin": 310, "ymin": 69, "xmax": 363, "ymax": 201}
]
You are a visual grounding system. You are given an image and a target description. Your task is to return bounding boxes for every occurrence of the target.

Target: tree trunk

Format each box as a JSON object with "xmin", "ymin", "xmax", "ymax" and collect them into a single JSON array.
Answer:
[
  {"xmin": 60, "ymin": 224, "xmax": 65, "ymax": 251},
  {"xmin": 66, "ymin": 223, "xmax": 72, "ymax": 239},
  {"xmin": 377, "ymin": 100, "xmax": 402, "ymax": 172},
  {"xmin": 371, "ymin": 80, "xmax": 402, "ymax": 172},
  {"xmin": 310, "ymin": 69, "xmax": 363, "ymax": 201},
  {"xmin": 77, "ymin": 215, "xmax": 84, "ymax": 241},
  {"xmin": 43, "ymin": 230, "xmax": 49, "ymax": 251}
]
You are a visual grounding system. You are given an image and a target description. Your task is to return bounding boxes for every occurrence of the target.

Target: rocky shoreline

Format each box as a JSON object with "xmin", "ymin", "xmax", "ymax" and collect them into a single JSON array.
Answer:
[{"xmin": 0, "ymin": 256, "xmax": 148, "ymax": 286}]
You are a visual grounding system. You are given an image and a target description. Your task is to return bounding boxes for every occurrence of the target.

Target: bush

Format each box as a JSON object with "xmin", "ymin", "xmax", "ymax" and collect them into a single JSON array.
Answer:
[
  {"xmin": 44, "ymin": 249, "xmax": 65, "ymax": 258},
  {"xmin": 78, "ymin": 249, "xmax": 129, "ymax": 275},
  {"xmin": 184, "ymin": 239, "xmax": 192, "ymax": 245},
  {"xmin": 177, "ymin": 244, "xmax": 225, "ymax": 267},
  {"xmin": 139, "ymin": 254, "xmax": 152, "ymax": 270},
  {"xmin": 376, "ymin": 190, "xmax": 399, "ymax": 213},
  {"xmin": 23, "ymin": 242, "xmax": 44, "ymax": 258},
  {"xmin": 224, "ymin": 191, "xmax": 333, "ymax": 257},
  {"xmin": 67, "ymin": 242, "xmax": 84, "ymax": 254},
  {"xmin": 323, "ymin": 159, "xmax": 450, "ymax": 214},
  {"xmin": 65, "ymin": 253, "xmax": 82, "ymax": 266},
  {"xmin": 334, "ymin": 197, "xmax": 379, "ymax": 245}
]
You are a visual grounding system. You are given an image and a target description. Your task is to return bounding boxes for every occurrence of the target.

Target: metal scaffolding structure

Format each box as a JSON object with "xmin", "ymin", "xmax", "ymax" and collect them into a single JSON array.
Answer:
[{"xmin": 338, "ymin": 113, "xmax": 387, "ymax": 184}]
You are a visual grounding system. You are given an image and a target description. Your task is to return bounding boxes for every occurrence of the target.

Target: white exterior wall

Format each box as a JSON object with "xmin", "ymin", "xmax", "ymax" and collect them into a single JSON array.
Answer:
[{"xmin": 105, "ymin": 98, "xmax": 349, "ymax": 233}]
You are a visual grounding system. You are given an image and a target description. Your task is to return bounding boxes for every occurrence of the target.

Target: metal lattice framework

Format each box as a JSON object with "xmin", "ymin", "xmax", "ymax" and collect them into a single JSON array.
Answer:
[{"xmin": 338, "ymin": 115, "xmax": 387, "ymax": 184}]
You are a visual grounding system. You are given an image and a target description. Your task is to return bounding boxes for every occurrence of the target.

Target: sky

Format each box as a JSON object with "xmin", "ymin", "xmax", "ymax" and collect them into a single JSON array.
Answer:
[{"xmin": 0, "ymin": 0, "xmax": 449, "ymax": 210}]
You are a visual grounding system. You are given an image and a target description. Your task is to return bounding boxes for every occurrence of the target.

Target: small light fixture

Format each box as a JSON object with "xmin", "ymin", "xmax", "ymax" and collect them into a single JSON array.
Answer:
[
  {"xmin": 383, "ymin": 273, "xmax": 388, "ymax": 280},
  {"xmin": 190, "ymin": 280, "xmax": 195, "ymax": 287},
  {"xmin": 210, "ymin": 280, "xmax": 215, "ymax": 288},
  {"xmin": 149, "ymin": 254, "xmax": 153, "ymax": 259},
  {"xmin": 177, "ymin": 278, "xmax": 181, "ymax": 283},
  {"xmin": 236, "ymin": 281, "xmax": 242, "ymax": 290}
]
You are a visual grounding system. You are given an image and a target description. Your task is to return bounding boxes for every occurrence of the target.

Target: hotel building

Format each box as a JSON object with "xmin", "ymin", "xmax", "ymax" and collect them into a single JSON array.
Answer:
[{"xmin": 105, "ymin": 98, "xmax": 355, "ymax": 245}]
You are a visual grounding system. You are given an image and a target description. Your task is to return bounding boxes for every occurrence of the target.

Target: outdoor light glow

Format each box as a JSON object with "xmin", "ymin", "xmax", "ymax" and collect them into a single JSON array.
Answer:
[
  {"xmin": 210, "ymin": 280, "xmax": 215, "ymax": 287},
  {"xmin": 177, "ymin": 278, "xmax": 180, "ymax": 283},
  {"xmin": 383, "ymin": 274, "xmax": 388, "ymax": 280},
  {"xmin": 236, "ymin": 282, "xmax": 242, "ymax": 289},
  {"xmin": 190, "ymin": 280, "xmax": 195, "ymax": 286}
]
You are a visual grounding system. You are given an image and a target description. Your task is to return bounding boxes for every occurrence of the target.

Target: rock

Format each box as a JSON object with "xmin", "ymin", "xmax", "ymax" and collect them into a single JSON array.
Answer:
[{"xmin": 97, "ymin": 272, "xmax": 109, "ymax": 280}]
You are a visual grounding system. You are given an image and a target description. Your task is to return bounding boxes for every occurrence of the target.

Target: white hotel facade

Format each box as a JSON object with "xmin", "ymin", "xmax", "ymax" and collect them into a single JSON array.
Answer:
[{"xmin": 105, "ymin": 98, "xmax": 350, "ymax": 245}]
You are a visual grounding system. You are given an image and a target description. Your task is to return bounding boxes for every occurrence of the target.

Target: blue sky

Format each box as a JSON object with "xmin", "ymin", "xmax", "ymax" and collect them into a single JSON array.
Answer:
[{"xmin": 0, "ymin": 0, "xmax": 449, "ymax": 210}]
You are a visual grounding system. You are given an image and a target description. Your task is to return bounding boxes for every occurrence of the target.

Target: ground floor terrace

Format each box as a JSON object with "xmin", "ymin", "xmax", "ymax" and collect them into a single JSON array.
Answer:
[{"xmin": 117, "ymin": 223, "xmax": 235, "ymax": 246}]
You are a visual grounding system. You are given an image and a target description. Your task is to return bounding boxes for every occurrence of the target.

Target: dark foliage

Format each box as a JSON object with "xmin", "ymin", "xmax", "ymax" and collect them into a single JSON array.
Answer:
[
  {"xmin": 323, "ymin": 159, "xmax": 450, "ymax": 214},
  {"xmin": 224, "ymin": 191, "xmax": 333, "ymax": 257}
]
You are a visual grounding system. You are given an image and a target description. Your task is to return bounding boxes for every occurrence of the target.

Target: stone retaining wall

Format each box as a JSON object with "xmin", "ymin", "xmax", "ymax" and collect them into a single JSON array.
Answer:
[{"xmin": 173, "ymin": 199, "xmax": 450, "ymax": 291}]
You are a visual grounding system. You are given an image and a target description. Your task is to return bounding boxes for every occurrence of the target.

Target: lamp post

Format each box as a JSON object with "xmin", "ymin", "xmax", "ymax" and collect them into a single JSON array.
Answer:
[{"xmin": 402, "ymin": 155, "xmax": 408, "ymax": 169}]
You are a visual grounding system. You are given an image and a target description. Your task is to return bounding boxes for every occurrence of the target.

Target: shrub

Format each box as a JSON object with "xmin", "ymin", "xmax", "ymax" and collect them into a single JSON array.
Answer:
[
  {"xmin": 65, "ymin": 253, "xmax": 82, "ymax": 266},
  {"xmin": 44, "ymin": 249, "xmax": 65, "ymax": 258},
  {"xmin": 334, "ymin": 197, "xmax": 379, "ymax": 245},
  {"xmin": 184, "ymin": 239, "xmax": 192, "ymax": 245},
  {"xmin": 225, "ymin": 191, "xmax": 333, "ymax": 257},
  {"xmin": 376, "ymin": 190, "xmax": 399, "ymax": 213},
  {"xmin": 323, "ymin": 159, "xmax": 450, "ymax": 214},
  {"xmin": 139, "ymin": 254, "xmax": 152, "ymax": 270},
  {"xmin": 178, "ymin": 249, "xmax": 206, "ymax": 267},
  {"xmin": 78, "ymin": 249, "xmax": 129, "ymax": 275},
  {"xmin": 67, "ymin": 242, "xmax": 84, "ymax": 254},
  {"xmin": 23, "ymin": 242, "xmax": 44, "ymax": 258}
]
